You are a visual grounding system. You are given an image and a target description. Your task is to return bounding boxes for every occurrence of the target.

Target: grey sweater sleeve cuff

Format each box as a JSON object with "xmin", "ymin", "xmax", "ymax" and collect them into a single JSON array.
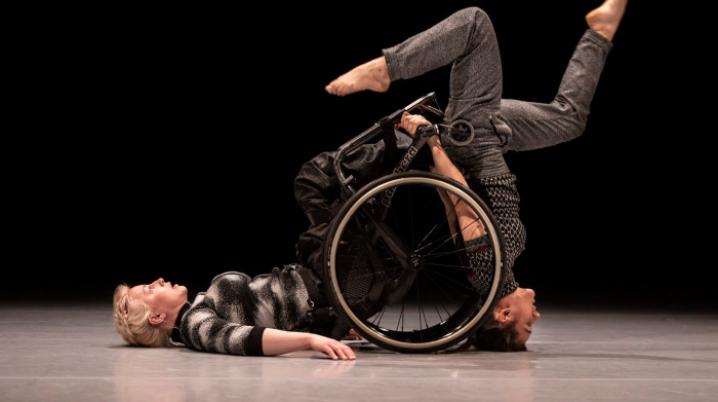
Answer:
[
  {"xmin": 245, "ymin": 326, "xmax": 266, "ymax": 356},
  {"xmin": 382, "ymin": 47, "xmax": 402, "ymax": 82}
]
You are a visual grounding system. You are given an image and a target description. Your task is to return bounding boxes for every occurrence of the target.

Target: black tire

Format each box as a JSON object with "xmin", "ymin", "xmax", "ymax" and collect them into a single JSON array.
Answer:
[{"xmin": 323, "ymin": 171, "xmax": 505, "ymax": 353}]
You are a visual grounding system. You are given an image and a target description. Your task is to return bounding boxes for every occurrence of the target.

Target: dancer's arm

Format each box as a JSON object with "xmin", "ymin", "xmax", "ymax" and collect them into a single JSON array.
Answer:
[
  {"xmin": 262, "ymin": 328, "xmax": 356, "ymax": 360},
  {"xmin": 181, "ymin": 306, "xmax": 354, "ymax": 359},
  {"xmin": 398, "ymin": 112, "xmax": 485, "ymax": 241}
]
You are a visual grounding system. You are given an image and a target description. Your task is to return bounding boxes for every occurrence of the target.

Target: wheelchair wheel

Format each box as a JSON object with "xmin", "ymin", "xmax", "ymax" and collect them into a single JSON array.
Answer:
[{"xmin": 323, "ymin": 171, "xmax": 505, "ymax": 353}]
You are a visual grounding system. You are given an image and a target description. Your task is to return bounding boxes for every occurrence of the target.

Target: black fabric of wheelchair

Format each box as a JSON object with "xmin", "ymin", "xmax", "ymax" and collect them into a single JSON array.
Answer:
[
  {"xmin": 294, "ymin": 133, "xmax": 430, "ymax": 338},
  {"xmin": 294, "ymin": 133, "xmax": 431, "ymax": 285}
]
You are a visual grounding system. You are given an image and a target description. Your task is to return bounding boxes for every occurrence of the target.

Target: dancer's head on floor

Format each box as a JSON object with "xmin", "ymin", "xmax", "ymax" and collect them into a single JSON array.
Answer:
[
  {"xmin": 113, "ymin": 277, "xmax": 188, "ymax": 347},
  {"xmin": 472, "ymin": 287, "xmax": 540, "ymax": 351}
]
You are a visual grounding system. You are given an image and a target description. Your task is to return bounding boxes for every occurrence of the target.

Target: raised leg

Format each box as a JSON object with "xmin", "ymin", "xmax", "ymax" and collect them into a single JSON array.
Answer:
[
  {"xmin": 326, "ymin": 6, "xmax": 503, "ymax": 114},
  {"xmin": 499, "ymin": 0, "xmax": 627, "ymax": 152}
]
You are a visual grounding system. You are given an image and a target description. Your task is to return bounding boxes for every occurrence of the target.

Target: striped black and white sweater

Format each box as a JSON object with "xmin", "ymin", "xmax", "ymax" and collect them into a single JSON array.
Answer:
[{"xmin": 171, "ymin": 264, "xmax": 316, "ymax": 356}]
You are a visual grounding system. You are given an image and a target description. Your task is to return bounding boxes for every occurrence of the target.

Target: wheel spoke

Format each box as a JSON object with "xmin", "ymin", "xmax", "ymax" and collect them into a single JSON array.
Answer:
[
  {"xmin": 409, "ymin": 186, "xmax": 415, "ymax": 247},
  {"xmin": 371, "ymin": 307, "xmax": 387, "ymax": 327},
  {"xmin": 422, "ymin": 270, "xmax": 453, "ymax": 318},
  {"xmin": 424, "ymin": 261, "xmax": 476, "ymax": 272},
  {"xmin": 416, "ymin": 273, "xmax": 423, "ymax": 336},
  {"xmin": 418, "ymin": 275, "xmax": 431, "ymax": 330},
  {"xmin": 396, "ymin": 297, "xmax": 406, "ymax": 332},
  {"xmin": 414, "ymin": 221, "xmax": 442, "ymax": 253},
  {"xmin": 422, "ymin": 216, "xmax": 484, "ymax": 257},
  {"xmin": 423, "ymin": 267, "xmax": 478, "ymax": 295},
  {"xmin": 420, "ymin": 243, "xmax": 483, "ymax": 262},
  {"xmin": 335, "ymin": 262, "xmax": 404, "ymax": 281}
]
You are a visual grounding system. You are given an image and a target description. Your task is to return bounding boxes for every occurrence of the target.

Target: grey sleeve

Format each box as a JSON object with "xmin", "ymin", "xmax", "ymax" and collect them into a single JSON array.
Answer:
[{"xmin": 180, "ymin": 306, "xmax": 266, "ymax": 356}]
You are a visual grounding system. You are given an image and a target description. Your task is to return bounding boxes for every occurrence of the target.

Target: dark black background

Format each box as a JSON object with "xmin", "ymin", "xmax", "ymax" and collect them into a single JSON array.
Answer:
[{"xmin": 7, "ymin": 1, "xmax": 714, "ymax": 308}]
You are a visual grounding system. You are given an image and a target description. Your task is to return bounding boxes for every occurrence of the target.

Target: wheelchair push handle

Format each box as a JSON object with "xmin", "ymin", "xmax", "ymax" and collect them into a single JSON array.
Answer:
[
  {"xmin": 413, "ymin": 120, "xmax": 475, "ymax": 147},
  {"xmin": 332, "ymin": 92, "xmax": 475, "ymax": 194},
  {"xmin": 415, "ymin": 123, "xmax": 439, "ymax": 138}
]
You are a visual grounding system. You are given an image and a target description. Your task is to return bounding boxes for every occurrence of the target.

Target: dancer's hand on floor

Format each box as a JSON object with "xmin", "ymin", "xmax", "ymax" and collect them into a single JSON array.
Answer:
[{"xmin": 308, "ymin": 334, "xmax": 356, "ymax": 360}]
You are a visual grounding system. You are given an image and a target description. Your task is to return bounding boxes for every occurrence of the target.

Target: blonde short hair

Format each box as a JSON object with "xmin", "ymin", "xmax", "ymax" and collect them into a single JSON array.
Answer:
[{"xmin": 112, "ymin": 283, "xmax": 171, "ymax": 347}]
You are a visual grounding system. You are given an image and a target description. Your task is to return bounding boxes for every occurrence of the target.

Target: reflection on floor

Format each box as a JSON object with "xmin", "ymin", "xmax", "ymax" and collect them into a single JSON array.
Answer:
[{"xmin": 1, "ymin": 304, "xmax": 716, "ymax": 402}]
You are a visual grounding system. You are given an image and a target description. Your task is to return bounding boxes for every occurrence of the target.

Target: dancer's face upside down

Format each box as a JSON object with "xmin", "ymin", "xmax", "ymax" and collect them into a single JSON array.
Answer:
[{"xmin": 495, "ymin": 287, "xmax": 541, "ymax": 345}]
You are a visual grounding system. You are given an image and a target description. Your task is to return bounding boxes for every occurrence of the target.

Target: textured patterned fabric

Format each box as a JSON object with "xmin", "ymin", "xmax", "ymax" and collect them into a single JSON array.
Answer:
[
  {"xmin": 172, "ymin": 264, "xmax": 315, "ymax": 356},
  {"xmin": 465, "ymin": 173, "xmax": 524, "ymax": 298}
]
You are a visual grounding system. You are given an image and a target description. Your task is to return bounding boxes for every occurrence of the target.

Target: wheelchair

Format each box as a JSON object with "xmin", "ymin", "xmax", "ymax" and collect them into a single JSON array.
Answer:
[{"xmin": 322, "ymin": 92, "xmax": 507, "ymax": 353}]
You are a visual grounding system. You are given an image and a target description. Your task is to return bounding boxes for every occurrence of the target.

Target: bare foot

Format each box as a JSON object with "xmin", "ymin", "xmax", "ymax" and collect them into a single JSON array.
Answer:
[
  {"xmin": 585, "ymin": 0, "xmax": 628, "ymax": 42},
  {"xmin": 325, "ymin": 56, "xmax": 390, "ymax": 96}
]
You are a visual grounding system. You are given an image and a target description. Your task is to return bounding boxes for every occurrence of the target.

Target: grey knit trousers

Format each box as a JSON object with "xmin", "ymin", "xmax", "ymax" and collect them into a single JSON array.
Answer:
[{"xmin": 382, "ymin": 7, "xmax": 613, "ymax": 178}]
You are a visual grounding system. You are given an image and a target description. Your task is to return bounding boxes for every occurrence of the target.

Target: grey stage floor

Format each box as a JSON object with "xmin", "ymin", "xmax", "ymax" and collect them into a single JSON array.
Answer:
[{"xmin": 1, "ymin": 304, "xmax": 717, "ymax": 402}]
